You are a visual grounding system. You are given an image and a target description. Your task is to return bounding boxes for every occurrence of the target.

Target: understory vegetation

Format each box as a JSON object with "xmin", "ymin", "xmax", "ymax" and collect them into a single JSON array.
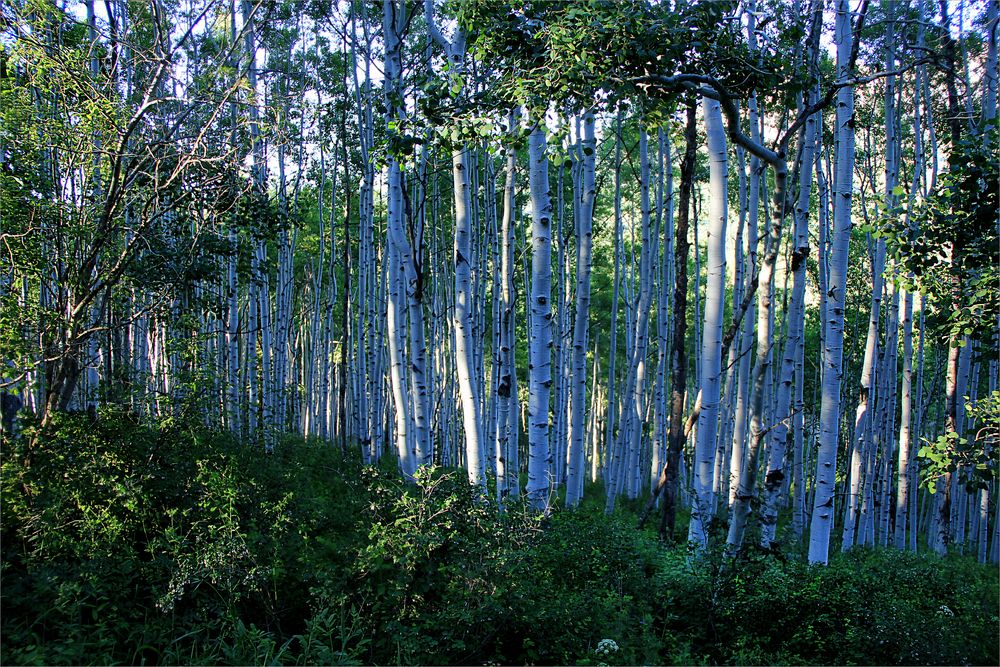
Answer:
[{"xmin": 3, "ymin": 413, "xmax": 997, "ymax": 666}]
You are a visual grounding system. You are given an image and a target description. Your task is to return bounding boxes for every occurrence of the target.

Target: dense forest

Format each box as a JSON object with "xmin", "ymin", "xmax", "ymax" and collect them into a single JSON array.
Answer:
[{"xmin": 1, "ymin": 0, "xmax": 998, "ymax": 664}]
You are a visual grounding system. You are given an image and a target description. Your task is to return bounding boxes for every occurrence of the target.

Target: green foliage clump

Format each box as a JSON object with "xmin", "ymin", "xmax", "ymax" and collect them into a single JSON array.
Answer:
[
  {"xmin": 1, "ymin": 411, "xmax": 365, "ymax": 665},
  {"xmin": 342, "ymin": 467, "xmax": 660, "ymax": 665},
  {"xmin": 653, "ymin": 546, "xmax": 999, "ymax": 665}
]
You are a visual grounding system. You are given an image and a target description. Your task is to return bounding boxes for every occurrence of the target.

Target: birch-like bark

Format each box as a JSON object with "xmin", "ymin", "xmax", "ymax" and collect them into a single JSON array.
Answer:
[
  {"xmin": 607, "ymin": 125, "xmax": 655, "ymax": 511},
  {"xmin": 604, "ymin": 110, "xmax": 624, "ymax": 489},
  {"xmin": 565, "ymin": 111, "xmax": 597, "ymax": 507},
  {"xmin": 424, "ymin": 1, "xmax": 483, "ymax": 485},
  {"xmin": 892, "ymin": 283, "xmax": 915, "ymax": 547},
  {"xmin": 688, "ymin": 98, "xmax": 728, "ymax": 549},
  {"xmin": 728, "ymin": 116, "xmax": 761, "ymax": 511},
  {"xmin": 452, "ymin": 143, "xmax": 485, "ymax": 485},
  {"xmin": 387, "ymin": 246, "xmax": 414, "ymax": 477},
  {"xmin": 761, "ymin": 84, "xmax": 817, "ymax": 547},
  {"xmin": 496, "ymin": 108, "xmax": 520, "ymax": 503},
  {"xmin": 652, "ymin": 129, "xmax": 674, "ymax": 499},
  {"xmin": 808, "ymin": 0, "xmax": 856, "ymax": 565},
  {"xmin": 842, "ymin": 150, "xmax": 891, "ymax": 549},
  {"xmin": 383, "ymin": 0, "xmax": 430, "ymax": 471},
  {"xmin": 527, "ymin": 122, "xmax": 554, "ymax": 513},
  {"xmin": 985, "ymin": 0, "xmax": 998, "ymax": 143}
]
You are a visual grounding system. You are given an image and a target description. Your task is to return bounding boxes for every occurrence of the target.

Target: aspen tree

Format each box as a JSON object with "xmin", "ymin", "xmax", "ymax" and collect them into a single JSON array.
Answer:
[
  {"xmin": 383, "ymin": 0, "xmax": 431, "ymax": 471},
  {"xmin": 728, "ymin": 119, "xmax": 760, "ymax": 511},
  {"xmin": 496, "ymin": 108, "xmax": 520, "ymax": 503},
  {"xmin": 894, "ymin": 57, "xmax": 927, "ymax": 549},
  {"xmin": 604, "ymin": 110, "xmax": 624, "ymax": 493},
  {"xmin": 424, "ymin": 0, "xmax": 484, "ymax": 485},
  {"xmin": 565, "ymin": 110, "xmax": 596, "ymax": 507},
  {"xmin": 527, "ymin": 122, "xmax": 554, "ymax": 513},
  {"xmin": 652, "ymin": 129, "xmax": 674, "ymax": 500},
  {"xmin": 761, "ymin": 93, "xmax": 818, "ymax": 546},
  {"xmin": 607, "ymin": 125, "xmax": 655, "ymax": 511},
  {"xmin": 350, "ymin": 4, "xmax": 379, "ymax": 457},
  {"xmin": 660, "ymin": 100, "xmax": 697, "ymax": 537},
  {"xmin": 759, "ymin": 1, "xmax": 822, "ymax": 547},
  {"xmin": 809, "ymin": 0, "xmax": 858, "ymax": 565},
  {"xmin": 688, "ymin": 97, "xmax": 728, "ymax": 549}
]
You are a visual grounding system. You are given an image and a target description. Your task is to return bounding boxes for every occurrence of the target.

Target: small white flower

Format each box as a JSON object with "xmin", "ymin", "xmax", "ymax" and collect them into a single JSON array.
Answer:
[
  {"xmin": 596, "ymin": 639, "xmax": 619, "ymax": 655},
  {"xmin": 937, "ymin": 605, "xmax": 954, "ymax": 617}
]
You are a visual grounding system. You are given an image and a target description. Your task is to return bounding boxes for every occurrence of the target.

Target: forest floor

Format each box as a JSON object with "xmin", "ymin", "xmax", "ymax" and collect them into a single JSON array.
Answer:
[{"xmin": 2, "ymin": 411, "xmax": 998, "ymax": 666}]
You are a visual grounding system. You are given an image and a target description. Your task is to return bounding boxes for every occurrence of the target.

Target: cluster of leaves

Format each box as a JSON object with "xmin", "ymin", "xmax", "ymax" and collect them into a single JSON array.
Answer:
[
  {"xmin": 878, "ymin": 131, "xmax": 1000, "ymax": 350},
  {"xmin": 460, "ymin": 0, "xmax": 812, "ymax": 123},
  {"xmin": 918, "ymin": 390, "xmax": 1000, "ymax": 494}
]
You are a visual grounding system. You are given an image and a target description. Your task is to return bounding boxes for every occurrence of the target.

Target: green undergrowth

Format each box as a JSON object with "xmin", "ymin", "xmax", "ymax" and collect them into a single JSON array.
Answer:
[{"xmin": 2, "ymin": 412, "xmax": 997, "ymax": 665}]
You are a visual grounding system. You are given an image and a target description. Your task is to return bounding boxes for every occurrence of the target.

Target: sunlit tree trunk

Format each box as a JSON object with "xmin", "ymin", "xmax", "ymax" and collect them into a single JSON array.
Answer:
[{"xmin": 688, "ymin": 98, "xmax": 728, "ymax": 549}]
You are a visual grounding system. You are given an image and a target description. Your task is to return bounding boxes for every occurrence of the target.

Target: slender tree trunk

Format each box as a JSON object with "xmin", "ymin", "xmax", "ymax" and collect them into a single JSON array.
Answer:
[
  {"xmin": 383, "ymin": 0, "xmax": 430, "ymax": 473},
  {"xmin": 808, "ymin": 0, "xmax": 857, "ymax": 564},
  {"xmin": 688, "ymin": 98, "xmax": 728, "ymax": 549},
  {"xmin": 660, "ymin": 99, "xmax": 696, "ymax": 538},
  {"xmin": 527, "ymin": 123, "xmax": 554, "ymax": 513},
  {"xmin": 497, "ymin": 108, "xmax": 520, "ymax": 503},
  {"xmin": 566, "ymin": 111, "xmax": 597, "ymax": 507},
  {"xmin": 761, "ymin": 84, "xmax": 818, "ymax": 547},
  {"xmin": 604, "ymin": 110, "xmax": 624, "ymax": 491},
  {"xmin": 453, "ymin": 143, "xmax": 485, "ymax": 485}
]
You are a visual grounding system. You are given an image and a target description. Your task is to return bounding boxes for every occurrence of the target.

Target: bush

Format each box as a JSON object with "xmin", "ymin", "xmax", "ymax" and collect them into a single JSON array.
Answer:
[
  {"xmin": 0, "ymin": 410, "xmax": 366, "ymax": 665},
  {"xmin": 3, "ymin": 413, "xmax": 997, "ymax": 666},
  {"xmin": 340, "ymin": 467, "xmax": 663, "ymax": 665},
  {"xmin": 652, "ymin": 545, "xmax": 999, "ymax": 665}
]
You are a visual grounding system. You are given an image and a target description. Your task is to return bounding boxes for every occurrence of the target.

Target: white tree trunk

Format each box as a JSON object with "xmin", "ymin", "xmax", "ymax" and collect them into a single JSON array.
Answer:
[
  {"xmin": 808, "ymin": 0, "xmax": 856, "ymax": 565},
  {"xmin": 688, "ymin": 98, "xmax": 728, "ymax": 549},
  {"xmin": 761, "ymin": 77, "xmax": 819, "ymax": 546},
  {"xmin": 527, "ymin": 123, "xmax": 554, "ymax": 513},
  {"xmin": 607, "ymin": 125, "xmax": 655, "ymax": 511},
  {"xmin": 604, "ymin": 110, "xmax": 624, "ymax": 491},
  {"xmin": 566, "ymin": 111, "xmax": 597, "ymax": 507},
  {"xmin": 452, "ymin": 144, "xmax": 485, "ymax": 485},
  {"xmin": 496, "ymin": 108, "xmax": 520, "ymax": 503}
]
